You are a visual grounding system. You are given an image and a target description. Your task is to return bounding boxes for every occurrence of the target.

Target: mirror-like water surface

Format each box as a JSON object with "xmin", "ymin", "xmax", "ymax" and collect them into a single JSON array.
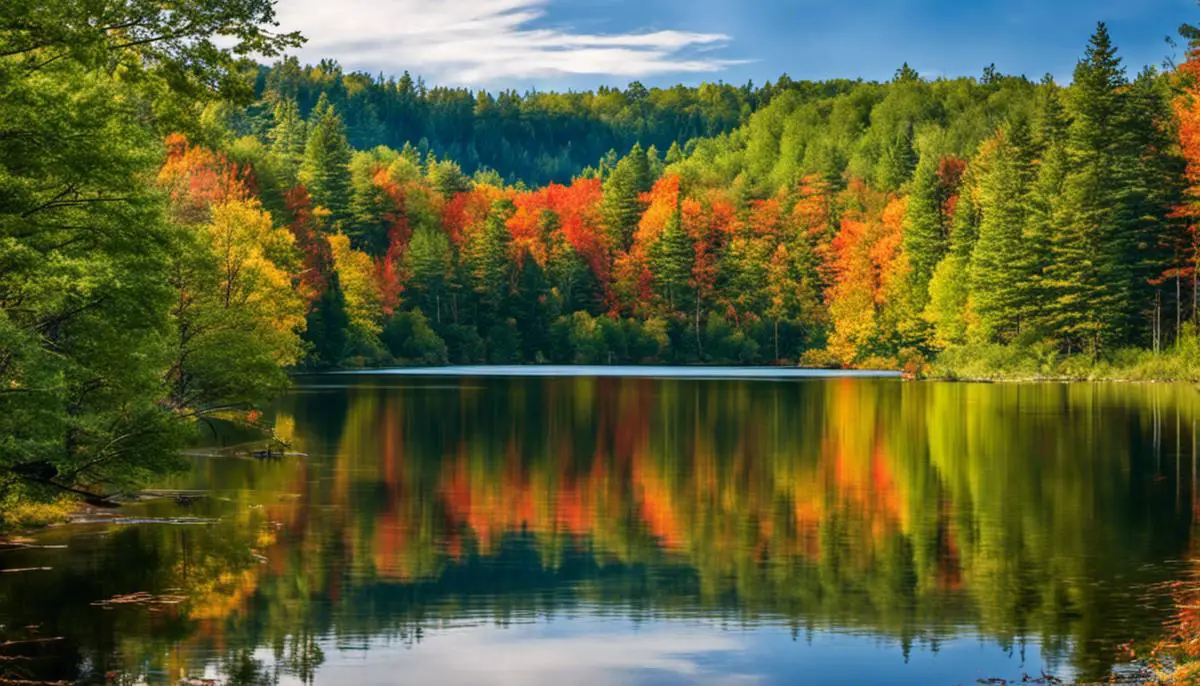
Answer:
[{"xmin": 3, "ymin": 371, "xmax": 1199, "ymax": 685}]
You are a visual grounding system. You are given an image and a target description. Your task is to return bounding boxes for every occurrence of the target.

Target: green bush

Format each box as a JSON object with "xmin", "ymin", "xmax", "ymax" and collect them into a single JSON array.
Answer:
[
  {"xmin": 381, "ymin": 310, "xmax": 448, "ymax": 366},
  {"xmin": 442, "ymin": 324, "xmax": 486, "ymax": 364},
  {"xmin": 486, "ymin": 319, "xmax": 523, "ymax": 364}
]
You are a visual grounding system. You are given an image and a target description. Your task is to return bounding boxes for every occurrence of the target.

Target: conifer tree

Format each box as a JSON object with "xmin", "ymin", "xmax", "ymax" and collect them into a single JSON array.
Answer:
[
  {"xmin": 602, "ymin": 144, "xmax": 653, "ymax": 251},
  {"xmin": 649, "ymin": 195, "xmax": 694, "ymax": 315},
  {"xmin": 269, "ymin": 98, "xmax": 307, "ymax": 187},
  {"xmin": 299, "ymin": 93, "xmax": 353, "ymax": 222},
  {"xmin": 665, "ymin": 142, "xmax": 685, "ymax": 166},
  {"xmin": 902, "ymin": 151, "xmax": 953, "ymax": 306},
  {"xmin": 1024, "ymin": 80, "xmax": 1070, "ymax": 338},
  {"xmin": 970, "ymin": 120, "xmax": 1037, "ymax": 342},
  {"xmin": 877, "ymin": 123, "xmax": 918, "ymax": 191},
  {"xmin": 1044, "ymin": 23, "xmax": 1139, "ymax": 351},
  {"xmin": 403, "ymin": 225, "xmax": 454, "ymax": 324},
  {"xmin": 466, "ymin": 200, "xmax": 516, "ymax": 326}
]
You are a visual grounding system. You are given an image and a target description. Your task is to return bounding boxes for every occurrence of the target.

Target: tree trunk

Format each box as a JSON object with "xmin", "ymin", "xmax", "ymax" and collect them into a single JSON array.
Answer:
[{"xmin": 774, "ymin": 319, "xmax": 780, "ymax": 363}]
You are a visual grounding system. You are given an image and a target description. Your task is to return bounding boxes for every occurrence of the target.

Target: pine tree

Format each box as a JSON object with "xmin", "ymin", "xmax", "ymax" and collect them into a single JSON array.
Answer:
[
  {"xmin": 665, "ymin": 141, "xmax": 684, "ymax": 166},
  {"xmin": 465, "ymin": 199, "xmax": 516, "ymax": 325},
  {"xmin": 299, "ymin": 93, "xmax": 353, "ymax": 222},
  {"xmin": 970, "ymin": 120, "xmax": 1037, "ymax": 342},
  {"xmin": 902, "ymin": 151, "xmax": 952, "ymax": 307},
  {"xmin": 428, "ymin": 157, "xmax": 471, "ymax": 198},
  {"xmin": 948, "ymin": 168, "xmax": 982, "ymax": 260},
  {"xmin": 1044, "ymin": 23, "xmax": 1144, "ymax": 352},
  {"xmin": 877, "ymin": 122, "xmax": 918, "ymax": 191},
  {"xmin": 1024, "ymin": 80, "xmax": 1069, "ymax": 339},
  {"xmin": 269, "ymin": 98, "xmax": 307, "ymax": 187},
  {"xmin": 514, "ymin": 252, "xmax": 552, "ymax": 361},
  {"xmin": 403, "ymin": 225, "xmax": 454, "ymax": 324},
  {"xmin": 542, "ymin": 209, "xmax": 600, "ymax": 314},
  {"xmin": 303, "ymin": 271, "xmax": 350, "ymax": 368},
  {"xmin": 602, "ymin": 144, "xmax": 653, "ymax": 251},
  {"xmin": 1124, "ymin": 68, "xmax": 1186, "ymax": 344},
  {"xmin": 649, "ymin": 195, "xmax": 694, "ymax": 315},
  {"xmin": 1032, "ymin": 75, "xmax": 1067, "ymax": 150}
]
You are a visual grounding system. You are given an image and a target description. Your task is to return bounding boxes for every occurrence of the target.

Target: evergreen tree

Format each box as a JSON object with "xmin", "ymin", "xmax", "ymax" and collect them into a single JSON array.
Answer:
[
  {"xmin": 970, "ymin": 120, "xmax": 1037, "ymax": 342},
  {"xmin": 665, "ymin": 141, "xmax": 685, "ymax": 166},
  {"xmin": 877, "ymin": 122, "xmax": 918, "ymax": 191},
  {"xmin": 269, "ymin": 98, "xmax": 307, "ymax": 187},
  {"xmin": 513, "ymin": 253, "xmax": 552, "ymax": 361},
  {"xmin": 427, "ymin": 157, "xmax": 472, "ymax": 197},
  {"xmin": 649, "ymin": 196, "xmax": 695, "ymax": 315},
  {"xmin": 1124, "ymin": 68, "xmax": 1187, "ymax": 343},
  {"xmin": 299, "ymin": 93, "xmax": 353, "ymax": 222},
  {"xmin": 1024, "ymin": 82, "xmax": 1070, "ymax": 338},
  {"xmin": 466, "ymin": 200, "xmax": 516, "ymax": 326},
  {"xmin": 403, "ymin": 225, "xmax": 454, "ymax": 325},
  {"xmin": 646, "ymin": 144, "xmax": 665, "ymax": 179},
  {"xmin": 1044, "ymin": 23, "xmax": 1140, "ymax": 352},
  {"xmin": 542, "ymin": 210, "xmax": 601, "ymax": 314},
  {"xmin": 949, "ymin": 168, "xmax": 983, "ymax": 260},
  {"xmin": 903, "ymin": 151, "xmax": 952, "ymax": 306},
  {"xmin": 304, "ymin": 273, "xmax": 350, "ymax": 368},
  {"xmin": 602, "ymin": 144, "xmax": 653, "ymax": 251},
  {"xmin": 347, "ymin": 148, "xmax": 399, "ymax": 256},
  {"xmin": 1032, "ymin": 75, "xmax": 1067, "ymax": 150}
]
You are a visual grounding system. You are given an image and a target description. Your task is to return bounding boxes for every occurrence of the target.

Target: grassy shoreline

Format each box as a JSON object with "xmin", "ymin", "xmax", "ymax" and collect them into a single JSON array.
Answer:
[
  {"xmin": 920, "ymin": 340, "xmax": 1200, "ymax": 384},
  {"xmin": 0, "ymin": 496, "xmax": 75, "ymax": 536}
]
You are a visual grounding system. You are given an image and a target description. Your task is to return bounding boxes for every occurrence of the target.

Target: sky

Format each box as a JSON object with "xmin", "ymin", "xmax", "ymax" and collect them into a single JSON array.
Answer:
[{"xmin": 270, "ymin": 0, "xmax": 1196, "ymax": 91}]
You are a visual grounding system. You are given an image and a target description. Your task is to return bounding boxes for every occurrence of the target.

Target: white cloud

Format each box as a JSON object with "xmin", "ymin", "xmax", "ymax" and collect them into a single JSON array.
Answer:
[
  {"xmin": 271, "ymin": 0, "xmax": 742, "ymax": 85},
  {"xmin": 271, "ymin": 621, "xmax": 764, "ymax": 686}
]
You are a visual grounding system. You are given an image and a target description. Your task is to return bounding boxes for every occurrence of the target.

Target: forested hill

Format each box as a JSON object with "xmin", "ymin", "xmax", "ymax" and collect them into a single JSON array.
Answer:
[
  {"xmin": 229, "ymin": 57, "xmax": 861, "ymax": 185},
  {"xmin": 201, "ymin": 26, "xmax": 1190, "ymax": 374}
]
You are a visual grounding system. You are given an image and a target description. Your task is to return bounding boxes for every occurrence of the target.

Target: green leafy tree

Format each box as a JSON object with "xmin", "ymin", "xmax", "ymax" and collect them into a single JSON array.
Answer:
[
  {"xmin": 0, "ymin": 0, "xmax": 301, "ymax": 504},
  {"xmin": 304, "ymin": 273, "xmax": 350, "ymax": 368}
]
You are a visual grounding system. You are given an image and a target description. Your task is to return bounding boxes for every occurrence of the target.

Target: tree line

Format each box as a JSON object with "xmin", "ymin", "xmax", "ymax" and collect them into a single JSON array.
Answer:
[
  {"xmin": 217, "ymin": 56, "xmax": 857, "ymax": 186},
  {"xmin": 205, "ymin": 22, "xmax": 1197, "ymax": 373}
]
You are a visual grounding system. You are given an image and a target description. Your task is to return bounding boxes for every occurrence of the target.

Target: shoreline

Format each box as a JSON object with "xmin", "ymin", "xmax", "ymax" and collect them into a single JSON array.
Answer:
[{"xmin": 301, "ymin": 362, "xmax": 1200, "ymax": 385}]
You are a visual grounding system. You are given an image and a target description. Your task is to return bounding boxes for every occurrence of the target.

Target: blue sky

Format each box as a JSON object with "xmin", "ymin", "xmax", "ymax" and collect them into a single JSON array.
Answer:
[{"xmin": 272, "ymin": 0, "xmax": 1195, "ymax": 90}]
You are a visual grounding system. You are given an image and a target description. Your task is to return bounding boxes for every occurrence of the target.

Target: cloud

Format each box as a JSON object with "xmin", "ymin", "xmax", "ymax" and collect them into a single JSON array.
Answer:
[
  {"xmin": 272, "ymin": 0, "xmax": 742, "ymax": 85},
  {"xmin": 271, "ymin": 622, "xmax": 763, "ymax": 686}
]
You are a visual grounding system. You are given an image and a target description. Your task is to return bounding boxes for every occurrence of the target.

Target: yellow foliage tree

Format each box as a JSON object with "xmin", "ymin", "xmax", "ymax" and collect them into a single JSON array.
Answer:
[{"xmin": 328, "ymin": 233, "xmax": 383, "ymax": 335}]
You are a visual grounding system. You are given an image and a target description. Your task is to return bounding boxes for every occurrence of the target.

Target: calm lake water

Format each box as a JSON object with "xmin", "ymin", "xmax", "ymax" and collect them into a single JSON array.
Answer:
[{"xmin": 3, "ymin": 370, "xmax": 1200, "ymax": 685}]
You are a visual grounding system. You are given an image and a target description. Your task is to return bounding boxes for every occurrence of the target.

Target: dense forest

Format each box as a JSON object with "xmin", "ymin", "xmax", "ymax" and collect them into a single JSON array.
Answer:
[
  {"xmin": 201, "ymin": 23, "xmax": 1195, "ymax": 374},
  {"xmin": 5, "ymin": 0, "xmax": 1200, "ymax": 505}
]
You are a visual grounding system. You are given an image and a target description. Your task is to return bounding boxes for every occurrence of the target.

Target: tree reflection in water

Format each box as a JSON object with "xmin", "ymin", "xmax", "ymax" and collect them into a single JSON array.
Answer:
[{"xmin": 1, "ymin": 376, "xmax": 1197, "ymax": 684}]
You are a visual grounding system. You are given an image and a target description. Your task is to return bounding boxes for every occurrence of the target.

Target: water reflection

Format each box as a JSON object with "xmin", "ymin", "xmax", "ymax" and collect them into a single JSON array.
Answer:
[{"xmin": 2, "ymin": 376, "xmax": 1198, "ymax": 684}]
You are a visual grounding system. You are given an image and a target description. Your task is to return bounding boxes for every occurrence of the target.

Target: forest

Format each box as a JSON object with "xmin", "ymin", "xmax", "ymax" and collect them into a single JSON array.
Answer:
[
  {"xmin": 188, "ymin": 24, "xmax": 1200, "ymax": 375},
  {"xmin": 5, "ymin": 0, "xmax": 1200, "ymax": 504}
]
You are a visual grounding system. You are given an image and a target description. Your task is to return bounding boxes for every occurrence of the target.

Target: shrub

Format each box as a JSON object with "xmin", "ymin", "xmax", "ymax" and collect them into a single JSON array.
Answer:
[{"xmin": 381, "ymin": 309, "xmax": 448, "ymax": 366}]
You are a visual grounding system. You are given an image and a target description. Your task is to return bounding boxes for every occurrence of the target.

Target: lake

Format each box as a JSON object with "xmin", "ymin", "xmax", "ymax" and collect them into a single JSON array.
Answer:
[{"xmin": 2, "ymin": 369, "xmax": 1198, "ymax": 685}]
